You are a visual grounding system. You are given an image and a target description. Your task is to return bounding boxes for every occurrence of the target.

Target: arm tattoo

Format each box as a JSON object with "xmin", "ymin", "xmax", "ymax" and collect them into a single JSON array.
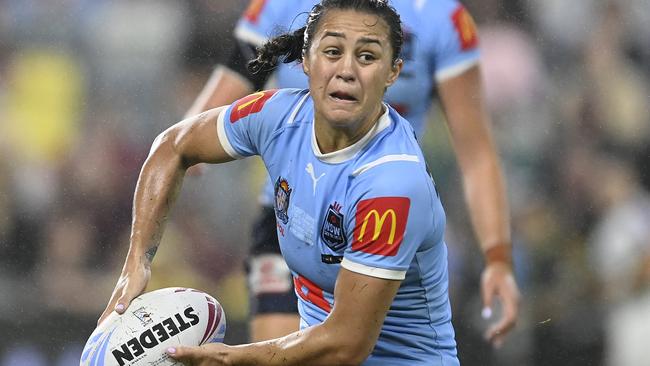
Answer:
[
  {"xmin": 145, "ymin": 245, "xmax": 158, "ymax": 263},
  {"xmin": 145, "ymin": 218, "xmax": 165, "ymax": 263}
]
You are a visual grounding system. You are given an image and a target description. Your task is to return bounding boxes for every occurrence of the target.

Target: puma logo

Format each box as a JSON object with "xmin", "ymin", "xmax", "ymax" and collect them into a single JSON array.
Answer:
[{"xmin": 305, "ymin": 163, "xmax": 325, "ymax": 195}]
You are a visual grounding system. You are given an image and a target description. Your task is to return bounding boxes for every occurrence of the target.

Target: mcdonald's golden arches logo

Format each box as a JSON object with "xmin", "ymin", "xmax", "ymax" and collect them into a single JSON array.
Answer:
[
  {"xmin": 451, "ymin": 5, "xmax": 478, "ymax": 50},
  {"xmin": 358, "ymin": 209, "xmax": 397, "ymax": 244},
  {"xmin": 353, "ymin": 197, "xmax": 410, "ymax": 256},
  {"xmin": 230, "ymin": 89, "xmax": 277, "ymax": 123},
  {"xmin": 244, "ymin": 0, "xmax": 267, "ymax": 24}
]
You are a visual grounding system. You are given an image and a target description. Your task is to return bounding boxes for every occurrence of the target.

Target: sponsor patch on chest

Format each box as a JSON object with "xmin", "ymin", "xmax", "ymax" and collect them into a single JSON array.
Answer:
[{"xmin": 289, "ymin": 205, "xmax": 315, "ymax": 246}]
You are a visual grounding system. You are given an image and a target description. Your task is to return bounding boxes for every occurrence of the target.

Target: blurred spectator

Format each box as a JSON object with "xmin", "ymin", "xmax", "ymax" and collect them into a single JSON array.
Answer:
[
  {"xmin": 588, "ymin": 153, "xmax": 650, "ymax": 365},
  {"xmin": 478, "ymin": 22, "xmax": 553, "ymax": 216},
  {"xmin": 529, "ymin": 0, "xmax": 600, "ymax": 62},
  {"xmin": 37, "ymin": 210, "xmax": 116, "ymax": 314},
  {"xmin": 79, "ymin": 0, "xmax": 190, "ymax": 143},
  {"xmin": 1, "ymin": 49, "xmax": 83, "ymax": 163},
  {"xmin": 584, "ymin": 1, "xmax": 649, "ymax": 150}
]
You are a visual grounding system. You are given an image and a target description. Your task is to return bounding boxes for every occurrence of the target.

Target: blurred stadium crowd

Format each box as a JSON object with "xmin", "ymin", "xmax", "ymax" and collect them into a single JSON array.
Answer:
[{"xmin": 0, "ymin": 1, "xmax": 648, "ymax": 365}]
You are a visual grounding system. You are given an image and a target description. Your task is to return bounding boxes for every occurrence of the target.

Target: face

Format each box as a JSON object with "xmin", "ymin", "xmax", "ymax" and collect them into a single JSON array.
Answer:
[{"xmin": 303, "ymin": 9, "xmax": 402, "ymax": 130}]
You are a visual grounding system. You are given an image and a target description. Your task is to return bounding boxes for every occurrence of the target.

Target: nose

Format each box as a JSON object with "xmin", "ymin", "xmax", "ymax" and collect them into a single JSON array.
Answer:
[{"xmin": 336, "ymin": 54, "xmax": 355, "ymax": 82}]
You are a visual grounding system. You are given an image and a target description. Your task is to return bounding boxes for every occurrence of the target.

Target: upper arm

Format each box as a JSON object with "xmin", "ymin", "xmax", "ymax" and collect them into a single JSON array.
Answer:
[
  {"xmin": 437, "ymin": 65, "xmax": 497, "ymax": 161},
  {"xmin": 169, "ymin": 88, "xmax": 289, "ymax": 166},
  {"xmin": 159, "ymin": 106, "xmax": 234, "ymax": 167},
  {"xmin": 322, "ymin": 267, "xmax": 401, "ymax": 362}
]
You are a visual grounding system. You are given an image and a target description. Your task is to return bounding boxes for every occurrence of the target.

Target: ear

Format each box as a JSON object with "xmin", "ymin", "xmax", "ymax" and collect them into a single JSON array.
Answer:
[
  {"xmin": 385, "ymin": 58, "xmax": 403, "ymax": 87},
  {"xmin": 302, "ymin": 55, "xmax": 311, "ymax": 76}
]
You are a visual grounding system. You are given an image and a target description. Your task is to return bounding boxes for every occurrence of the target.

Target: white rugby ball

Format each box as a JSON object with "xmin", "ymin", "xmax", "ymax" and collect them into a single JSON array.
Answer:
[{"xmin": 80, "ymin": 287, "xmax": 226, "ymax": 366}]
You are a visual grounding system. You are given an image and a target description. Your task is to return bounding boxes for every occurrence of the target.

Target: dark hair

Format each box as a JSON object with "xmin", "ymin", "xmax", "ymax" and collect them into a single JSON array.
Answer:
[{"xmin": 248, "ymin": 0, "xmax": 403, "ymax": 74}]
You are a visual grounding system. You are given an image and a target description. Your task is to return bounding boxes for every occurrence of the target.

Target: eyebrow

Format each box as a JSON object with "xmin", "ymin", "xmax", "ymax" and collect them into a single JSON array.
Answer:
[{"xmin": 321, "ymin": 31, "xmax": 382, "ymax": 46}]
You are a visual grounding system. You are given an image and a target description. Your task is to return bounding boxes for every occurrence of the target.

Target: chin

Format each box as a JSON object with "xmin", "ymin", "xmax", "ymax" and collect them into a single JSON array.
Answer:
[{"xmin": 323, "ymin": 111, "xmax": 360, "ymax": 128}]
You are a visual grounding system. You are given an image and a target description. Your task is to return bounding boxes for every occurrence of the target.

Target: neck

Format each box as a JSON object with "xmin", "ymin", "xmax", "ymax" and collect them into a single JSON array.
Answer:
[{"xmin": 314, "ymin": 104, "xmax": 385, "ymax": 154}]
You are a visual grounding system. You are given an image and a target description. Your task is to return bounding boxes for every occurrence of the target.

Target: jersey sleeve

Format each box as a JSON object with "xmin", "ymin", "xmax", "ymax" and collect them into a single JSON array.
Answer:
[
  {"xmin": 223, "ymin": 38, "xmax": 273, "ymax": 91},
  {"xmin": 217, "ymin": 88, "xmax": 303, "ymax": 159},
  {"xmin": 234, "ymin": 0, "xmax": 295, "ymax": 46},
  {"xmin": 341, "ymin": 159, "xmax": 439, "ymax": 280},
  {"xmin": 429, "ymin": 0, "xmax": 481, "ymax": 82}
]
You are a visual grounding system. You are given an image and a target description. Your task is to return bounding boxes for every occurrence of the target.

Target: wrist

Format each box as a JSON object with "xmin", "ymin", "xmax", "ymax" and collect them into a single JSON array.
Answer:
[
  {"xmin": 123, "ymin": 250, "xmax": 151, "ymax": 271},
  {"xmin": 484, "ymin": 243, "xmax": 513, "ymax": 268},
  {"xmin": 230, "ymin": 343, "xmax": 262, "ymax": 366}
]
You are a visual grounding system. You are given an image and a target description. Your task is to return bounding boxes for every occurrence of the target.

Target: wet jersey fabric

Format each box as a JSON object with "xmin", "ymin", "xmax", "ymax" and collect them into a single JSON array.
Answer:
[
  {"xmin": 217, "ymin": 88, "xmax": 459, "ymax": 365},
  {"xmin": 234, "ymin": 0, "xmax": 480, "ymax": 206}
]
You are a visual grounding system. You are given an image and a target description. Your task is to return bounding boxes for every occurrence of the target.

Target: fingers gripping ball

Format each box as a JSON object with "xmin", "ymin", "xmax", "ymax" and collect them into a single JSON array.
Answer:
[{"xmin": 81, "ymin": 287, "xmax": 226, "ymax": 366}]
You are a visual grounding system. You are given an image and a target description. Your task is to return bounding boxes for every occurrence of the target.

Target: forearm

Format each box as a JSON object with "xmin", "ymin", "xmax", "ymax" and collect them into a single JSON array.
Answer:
[
  {"xmin": 230, "ymin": 322, "xmax": 365, "ymax": 366},
  {"xmin": 227, "ymin": 270, "xmax": 393, "ymax": 365},
  {"xmin": 438, "ymin": 66, "xmax": 511, "ymax": 255},
  {"xmin": 125, "ymin": 133, "xmax": 187, "ymax": 268},
  {"xmin": 170, "ymin": 269, "xmax": 395, "ymax": 365},
  {"xmin": 98, "ymin": 109, "xmax": 232, "ymax": 324},
  {"xmin": 459, "ymin": 146, "xmax": 511, "ymax": 253}
]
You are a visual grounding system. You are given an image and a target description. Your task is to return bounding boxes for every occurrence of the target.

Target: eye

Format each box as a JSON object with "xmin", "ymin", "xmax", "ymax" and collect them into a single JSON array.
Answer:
[
  {"xmin": 323, "ymin": 48, "xmax": 341, "ymax": 57},
  {"xmin": 359, "ymin": 53, "xmax": 377, "ymax": 63}
]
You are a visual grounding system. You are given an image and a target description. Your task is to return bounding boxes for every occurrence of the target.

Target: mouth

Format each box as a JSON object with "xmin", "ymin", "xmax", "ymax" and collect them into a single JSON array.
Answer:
[{"xmin": 329, "ymin": 91, "xmax": 358, "ymax": 103}]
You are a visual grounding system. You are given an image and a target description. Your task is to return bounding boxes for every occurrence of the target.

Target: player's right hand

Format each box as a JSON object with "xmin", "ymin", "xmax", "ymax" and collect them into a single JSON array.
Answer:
[{"xmin": 97, "ymin": 263, "xmax": 151, "ymax": 326}]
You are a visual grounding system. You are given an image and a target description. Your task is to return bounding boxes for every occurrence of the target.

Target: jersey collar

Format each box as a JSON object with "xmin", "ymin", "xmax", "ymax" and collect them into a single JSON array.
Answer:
[{"xmin": 311, "ymin": 105, "xmax": 392, "ymax": 164}]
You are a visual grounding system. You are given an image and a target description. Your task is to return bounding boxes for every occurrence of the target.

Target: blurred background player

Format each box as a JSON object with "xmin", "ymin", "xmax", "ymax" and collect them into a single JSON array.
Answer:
[{"xmin": 185, "ymin": 0, "xmax": 519, "ymax": 346}]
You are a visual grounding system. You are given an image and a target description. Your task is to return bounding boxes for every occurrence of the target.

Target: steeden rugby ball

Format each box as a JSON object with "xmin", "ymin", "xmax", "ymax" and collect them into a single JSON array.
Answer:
[{"xmin": 80, "ymin": 287, "xmax": 226, "ymax": 366}]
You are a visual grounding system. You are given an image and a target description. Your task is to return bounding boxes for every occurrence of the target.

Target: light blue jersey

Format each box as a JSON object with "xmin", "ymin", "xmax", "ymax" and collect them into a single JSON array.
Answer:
[
  {"xmin": 235, "ymin": 0, "xmax": 480, "ymax": 206},
  {"xmin": 217, "ymin": 88, "xmax": 459, "ymax": 365}
]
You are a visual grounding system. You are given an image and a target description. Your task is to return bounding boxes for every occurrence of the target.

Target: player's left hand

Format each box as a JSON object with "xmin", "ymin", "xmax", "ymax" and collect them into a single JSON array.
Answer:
[
  {"xmin": 167, "ymin": 343, "xmax": 232, "ymax": 366},
  {"xmin": 480, "ymin": 262, "xmax": 520, "ymax": 348}
]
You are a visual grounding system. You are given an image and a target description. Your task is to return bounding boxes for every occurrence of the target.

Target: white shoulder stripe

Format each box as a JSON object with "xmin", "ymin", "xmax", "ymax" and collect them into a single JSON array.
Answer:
[
  {"xmin": 352, "ymin": 154, "xmax": 419, "ymax": 177},
  {"xmin": 287, "ymin": 92, "xmax": 310, "ymax": 124},
  {"xmin": 216, "ymin": 106, "xmax": 244, "ymax": 159},
  {"xmin": 435, "ymin": 58, "xmax": 479, "ymax": 82},
  {"xmin": 341, "ymin": 258, "xmax": 406, "ymax": 280},
  {"xmin": 234, "ymin": 26, "xmax": 268, "ymax": 47}
]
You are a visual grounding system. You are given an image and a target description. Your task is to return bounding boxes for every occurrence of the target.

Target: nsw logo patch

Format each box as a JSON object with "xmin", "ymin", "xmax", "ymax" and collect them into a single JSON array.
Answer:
[{"xmin": 320, "ymin": 202, "xmax": 346, "ymax": 251}]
